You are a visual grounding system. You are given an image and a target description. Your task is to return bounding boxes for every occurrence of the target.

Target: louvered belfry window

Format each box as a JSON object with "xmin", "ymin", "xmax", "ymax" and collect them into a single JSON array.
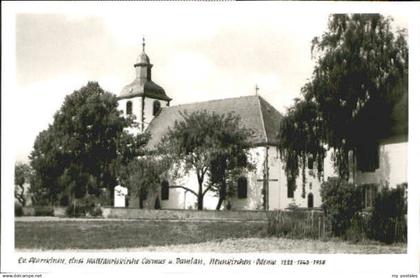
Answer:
[{"xmin": 153, "ymin": 100, "xmax": 161, "ymax": 116}]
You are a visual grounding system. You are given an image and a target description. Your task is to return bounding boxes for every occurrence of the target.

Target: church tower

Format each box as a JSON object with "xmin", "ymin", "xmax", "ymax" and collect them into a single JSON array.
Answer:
[{"xmin": 118, "ymin": 38, "xmax": 171, "ymax": 132}]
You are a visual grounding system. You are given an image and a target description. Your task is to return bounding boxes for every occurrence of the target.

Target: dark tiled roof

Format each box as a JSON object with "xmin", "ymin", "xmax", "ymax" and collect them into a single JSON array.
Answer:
[
  {"xmin": 145, "ymin": 95, "xmax": 283, "ymax": 149},
  {"xmin": 119, "ymin": 78, "xmax": 171, "ymax": 101}
]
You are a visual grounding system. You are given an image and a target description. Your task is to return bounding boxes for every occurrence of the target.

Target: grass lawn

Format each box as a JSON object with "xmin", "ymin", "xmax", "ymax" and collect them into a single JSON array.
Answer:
[
  {"xmin": 15, "ymin": 218, "xmax": 406, "ymax": 253},
  {"xmin": 15, "ymin": 219, "xmax": 265, "ymax": 250}
]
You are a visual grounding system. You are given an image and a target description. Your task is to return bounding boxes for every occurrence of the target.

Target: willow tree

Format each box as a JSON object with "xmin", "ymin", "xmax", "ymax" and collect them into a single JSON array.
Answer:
[
  {"xmin": 278, "ymin": 98, "xmax": 326, "ymax": 198},
  {"xmin": 279, "ymin": 14, "xmax": 408, "ymax": 184}
]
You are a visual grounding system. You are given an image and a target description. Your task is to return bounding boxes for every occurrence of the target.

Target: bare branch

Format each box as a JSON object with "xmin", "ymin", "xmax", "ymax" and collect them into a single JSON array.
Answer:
[
  {"xmin": 168, "ymin": 185, "xmax": 198, "ymax": 197},
  {"xmin": 203, "ymin": 184, "xmax": 212, "ymax": 196}
]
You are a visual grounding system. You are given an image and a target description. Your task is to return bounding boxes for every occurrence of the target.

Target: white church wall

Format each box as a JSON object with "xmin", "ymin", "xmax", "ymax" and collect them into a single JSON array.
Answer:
[
  {"xmin": 158, "ymin": 145, "xmax": 334, "ymax": 211},
  {"xmin": 354, "ymin": 138, "xmax": 407, "ymax": 188},
  {"xmin": 275, "ymin": 148, "xmax": 335, "ymax": 210},
  {"xmin": 290, "ymin": 169, "xmax": 323, "ymax": 209},
  {"xmin": 267, "ymin": 146, "xmax": 283, "ymax": 210},
  {"xmin": 162, "ymin": 146, "xmax": 268, "ymax": 211},
  {"xmin": 160, "ymin": 164, "xmax": 219, "ymax": 210},
  {"xmin": 118, "ymin": 97, "xmax": 168, "ymax": 133},
  {"xmin": 118, "ymin": 97, "xmax": 142, "ymax": 134},
  {"xmin": 230, "ymin": 147, "xmax": 266, "ymax": 210},
  {"xmin": 143, "ymin": 97, "xmax": 169, "ymax": 131}
]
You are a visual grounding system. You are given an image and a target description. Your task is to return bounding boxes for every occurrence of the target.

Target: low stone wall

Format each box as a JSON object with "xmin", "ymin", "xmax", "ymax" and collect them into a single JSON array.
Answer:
[
  {"xmin": 22, "ymin": 207, "xmax": 35, "ymax": 216},
  {"xmin": 18, "ymin": 206, "xmax": 322, "ymax": 223},
  {"xmin": 20, "ymin": 206, "xmax": 66, "ymax": 217},
  {"xmin": 53, "ymin": 207, "xmax": 67, "ymax": 217},
  {"xmin": 101, "ymin": 207, "xmax": 270, "ymax": 221}
]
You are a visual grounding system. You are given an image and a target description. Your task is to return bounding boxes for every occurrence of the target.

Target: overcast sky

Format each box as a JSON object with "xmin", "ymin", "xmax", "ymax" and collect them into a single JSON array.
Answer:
[{"xmin": 6, "ymin": 2, "xmax": 410, "ymax": 163}]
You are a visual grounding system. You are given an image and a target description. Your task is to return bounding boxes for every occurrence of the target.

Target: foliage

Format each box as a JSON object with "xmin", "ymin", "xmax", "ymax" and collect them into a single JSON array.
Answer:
[
  {"xmin": 15, "ymin": 204, "xmax": 24, "ymax": 217},
  {"xmin": 207, "ymin": 147, "xmax": 254, "ymax": 210},
  {"xmin": 278, "ymin": 14, "xmax": 408, "ymax": 181},
  {"xmin": 159, "ymin": 110, "xmax": 254, "ymax": 210},
  {"xmin": 278, "ymin": 99, "xmax": 326, "ymax": 196},
  {"xmin": 267, "ymin": 210, "xmax": 330, "ymax": 239},
  {"xmin": 15, "ymin": 162, "xmax": 33, "ymax": 206},
  {"xmin": 118, "ymin": 152, "xmax": 171, "ymax": 208},
  {"xmin": 344, "ymin": 211, "xmax": 371, "ymax": 243},
  {"xmin": 320, "ymin": 178, "xmax": 364, "ymax": 236},
  {"xmin": 34, "ymin": 206, "xmax": 54, "ymax": 216},
  {"xmin": 369, "ymin": 183, "xmax": 407, "ymax": 243},
  {"xmin": 66, "ymin": 197, "xmax": 103, "ymax": 217},
  {"xmin": 29, "ymin": 82, "xmax": 139, "ymax": 206}
]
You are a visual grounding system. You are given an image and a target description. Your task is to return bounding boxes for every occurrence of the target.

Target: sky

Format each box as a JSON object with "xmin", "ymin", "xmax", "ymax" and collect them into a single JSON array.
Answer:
[{"xmin": 5, "ymin": 2, "xmax": 410, "ymax": 163}]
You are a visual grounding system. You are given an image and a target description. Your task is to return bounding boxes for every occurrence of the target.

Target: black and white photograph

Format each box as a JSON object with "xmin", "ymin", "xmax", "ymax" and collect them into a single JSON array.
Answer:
[{"xmin": 2, "ymin": 2, "xmax": 420, "ymax": 278}]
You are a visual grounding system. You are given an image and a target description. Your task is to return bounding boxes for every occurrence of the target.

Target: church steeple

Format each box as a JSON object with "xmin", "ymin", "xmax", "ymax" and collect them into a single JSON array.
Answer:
[
  {"xmin": 118, "ymin": 37, "xmax": 172, "ymax": 132},
  {"xmin": 134, "ymin": 37, "xmax": 152, "ymax": 81}
]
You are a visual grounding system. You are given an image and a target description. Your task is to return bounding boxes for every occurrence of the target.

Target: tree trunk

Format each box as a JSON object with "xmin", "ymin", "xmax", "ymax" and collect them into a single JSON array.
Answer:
[
  {"xmin": 216, "ymin": 181, "xmax": 226, "ymax": 210},
  {"xmin": 197, "ymin": 194, "xmax": 203, "ymax": 210},
  {"xmin": 197, "ymin": 169, "xmax": 204, "ymax": 210}
]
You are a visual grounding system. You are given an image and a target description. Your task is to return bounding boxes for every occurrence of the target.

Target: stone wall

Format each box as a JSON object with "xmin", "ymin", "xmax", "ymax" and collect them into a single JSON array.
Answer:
[
  {"xmin": 101, "ymin": 207, "xmax": 270, "ymax": 221},
  {"xmin": 20, "ymin": 206, "xmax": 66, "ymax": 216}
]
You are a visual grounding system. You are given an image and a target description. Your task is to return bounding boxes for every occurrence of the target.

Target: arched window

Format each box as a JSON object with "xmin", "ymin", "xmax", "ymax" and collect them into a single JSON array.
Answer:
[
  {"xmin": 161, "ymin": 180, "xmax": 169, "ymax": 200},
  {"xmin": 126, "ymin": 101, "xmax": 133, "ymax": 115},
  {"xmin": 308, "ymin": 193, "xmax": 314, "ymax": 208},
  {"xmin": 308, "ymin": 155, "xmax": 314, "ymax": 170},
  {"xmin": 287, "ymin": 178, "xmax": 295, "ymax": 198},
  {"xmin": 237, "ymin": 176, "xmax": 247, "ymax": 199},
  {"xmin": 153, "ymin": 100, "xmax": 161, "ymax": 116}
]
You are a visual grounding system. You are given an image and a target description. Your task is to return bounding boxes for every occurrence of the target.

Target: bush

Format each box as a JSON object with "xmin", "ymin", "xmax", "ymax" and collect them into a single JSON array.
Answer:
[
  {"xmin": 66, "ymin": 197, "xmax": 102, "ymax": 218},
  {"xmin": 344, "ymin": 211, "xmax": 371, "ymax": 243},
  {"xmin": 369, "ymin": 184, "xmax": 407, "ymax": 243},
  {"xmin": 34, "ymin": 206, "xmax": 54, "ymax": 216},
  {"xmin": 267, "ymin": 210, "xmax": 329, "ymax": 239},
  {"xmin": 89, "ymin": 206, "xmax": 103, "ymax": 217},
  {"xmin": 15, "ymin": 204, "xmax": 23, "ymax": 217},
  {"xmin": 320, "ymin": 178, "xmax": 363, "ymax": 236}
]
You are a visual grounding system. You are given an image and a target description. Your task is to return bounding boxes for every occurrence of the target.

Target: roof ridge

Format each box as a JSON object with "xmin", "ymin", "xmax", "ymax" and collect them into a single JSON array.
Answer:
[
  {"xmin": 256, "ymin": 96, "xmax": 269, "ymax": 144},
  {"xmin": 257, "ymin": 95, "xmax": 283, "ymax": 118},
  {"xmin": 168, "ymin": 95, "xmax": 259, "ymax": 109}
]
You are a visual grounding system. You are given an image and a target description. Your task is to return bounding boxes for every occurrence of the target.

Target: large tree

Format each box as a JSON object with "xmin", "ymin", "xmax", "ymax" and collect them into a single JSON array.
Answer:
[
  {"xmin": 30, "ymin": 82, "xmax": 142, "ymax": 206},
  {"xmin": 159, "ymin": 110, "xmax": 253, "ymax": 210},
  {"xmin": 279, "ymin": 14, "xmax": 408, "ymax": 183}
]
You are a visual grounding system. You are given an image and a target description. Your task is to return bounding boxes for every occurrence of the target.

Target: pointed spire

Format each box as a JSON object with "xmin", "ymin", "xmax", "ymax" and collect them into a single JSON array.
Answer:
[{"xmin": 142, "ymin": 37, "xmax": 146, "ymax": 53}]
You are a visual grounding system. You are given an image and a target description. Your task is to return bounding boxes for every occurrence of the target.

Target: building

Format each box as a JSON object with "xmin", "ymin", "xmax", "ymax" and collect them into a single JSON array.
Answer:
[
  {"xmin": 117, "ymin": 40, "xmax": 325, "ymax": 210},
  {"xmin": 117, "ymin": 40, "xmax": 407, "ymax": 211}
]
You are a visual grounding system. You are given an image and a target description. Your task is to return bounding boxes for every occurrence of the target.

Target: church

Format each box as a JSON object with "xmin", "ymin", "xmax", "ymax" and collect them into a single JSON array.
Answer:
[
  {"xmin": 117, "ymin": 39, "xmax": 323, "ymax": 210},
  {"xmin": 116, "ymin": 40, "xmax": 407, "ymax": 211}
]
